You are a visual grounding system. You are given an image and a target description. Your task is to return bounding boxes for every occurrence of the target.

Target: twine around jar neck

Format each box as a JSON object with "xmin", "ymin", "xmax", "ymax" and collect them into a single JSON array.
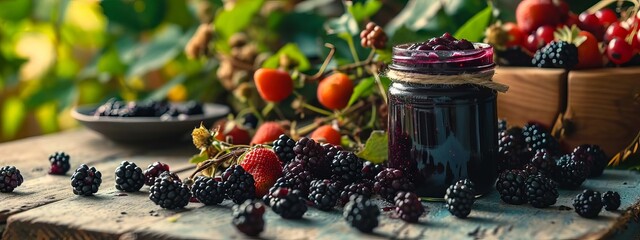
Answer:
[{"xmin": 385, "ymin": 69, "xmax": 509, "ymax": 93}]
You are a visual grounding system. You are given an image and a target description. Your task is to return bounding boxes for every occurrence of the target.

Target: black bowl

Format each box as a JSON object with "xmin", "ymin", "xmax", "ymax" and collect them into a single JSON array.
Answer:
[{"xmin": 71, "ymin": 103, "xmax": 229, "ymax": 143}]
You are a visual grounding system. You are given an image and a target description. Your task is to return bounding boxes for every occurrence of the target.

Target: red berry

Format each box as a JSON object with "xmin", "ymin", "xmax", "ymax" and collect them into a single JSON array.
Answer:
[
  {"xmin": 578, "ymin": 12, "xmax": 605, "ymax": 41},
  {"xmin": 317, "ymin": 73, "xmax": 354, "ymax": 110},
  {"xmin": 250, "ymin": 122, "xmax": 285, "ymax": 145},
  {"xmin": 595, "ymin": 9, "xmax": 617, "ymax": 27},
  {"xmin": 214, "ymin": 120, "xmax": 251, "ymax": 145},
  {"xmin": 240, "ymin": 148, "xmax": 283, "ymax": 197},
  {"xmin": 633, "ymin": 31, "xmax": 640, "ymax": 50},
  {"xmin": 524, "ymin": 34, "xmax": 543, "ymax": 53},
  {"xmin": 254, "ymin": 68, "xmax": 293, "ymax": 102},
  {"xmin": 564, "ymin": 13, "xmax": 580, "ymax": 28},
  {"xmin": 516, "ymin": 0, "xmax": 562, "ymax": 33},
  {"xmin": 310, "ymin": 125, "xmax": 341, "ymax": 146},
  {"xmin": 504, "ymin": 22, "xmax": 525, "ymax": 47},
  {"xmin": 604, "ymin": 22, "xmax": 630, "ymax": 43},
  {"xmin": 607, "ymin": 37, "xmax": 634, "ymax": 65},
  {"xmin": 535, "ymin": 26, "xmax": 556, "ymax": 45}
]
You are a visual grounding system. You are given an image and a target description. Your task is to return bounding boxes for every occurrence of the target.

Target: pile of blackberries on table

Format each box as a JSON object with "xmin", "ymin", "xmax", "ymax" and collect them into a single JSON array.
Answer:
[
  {"xmin": 93, "ymin": 98, "xmax": 203, "ymax": 119},
  {"xmin": 496, "ymin": 120, "xmax": 620, "ymax": 218}
]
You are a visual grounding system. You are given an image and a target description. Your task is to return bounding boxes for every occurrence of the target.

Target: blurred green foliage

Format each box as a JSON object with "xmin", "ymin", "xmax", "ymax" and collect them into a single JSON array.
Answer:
[{"xmin": 0, "ymin": 0, "xmax": 494, "ymax": 142}]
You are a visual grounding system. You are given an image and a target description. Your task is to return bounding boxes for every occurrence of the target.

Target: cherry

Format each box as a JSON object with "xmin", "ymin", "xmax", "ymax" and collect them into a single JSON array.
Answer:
[
  {"xmin": 579, "ymin": 12, "xmax": 605, "ymax": 41},
  {"xmin": 535, "ymin": 26, "xmax": 556, "ymax": 45},
  {"xmin": 607, "ymin": 37, "xmax": 634, "ymax": 65},
  {"xmin": 504, "ymin": 22, "xmax": 525, "ymax": 47},
  {"xmin": 604, "ymin": 22, "xmax": 630, "ymax": 43},
  {"xmin": 595, "ymin": 9, "xmax": 618, "ymax": 27},
  {"xmin": 564, "ymin": 13, "xmax": 580, "ymax": 28},
  {"xmin": 524, "ymin": 34, "xmax": 542, "ymax": 53}
]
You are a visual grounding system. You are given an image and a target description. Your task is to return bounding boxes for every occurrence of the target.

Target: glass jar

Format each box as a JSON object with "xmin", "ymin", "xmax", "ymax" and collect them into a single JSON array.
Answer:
[{"xmin": 386, "ymin": 43, "xmax": 499, "ymax": 200}]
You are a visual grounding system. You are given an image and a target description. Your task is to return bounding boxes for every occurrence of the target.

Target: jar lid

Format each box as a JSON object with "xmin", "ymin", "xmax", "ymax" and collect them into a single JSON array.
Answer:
[{"xmin": 389, "ymin": 43, "xmax": 494, "ymax": 75}]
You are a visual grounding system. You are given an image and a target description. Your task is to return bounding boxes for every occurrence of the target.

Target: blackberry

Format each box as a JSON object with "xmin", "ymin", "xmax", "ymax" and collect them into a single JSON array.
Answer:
[
  {"xmin": 532, "ymin": 41, "xmax": 578, "ymax": 69},
  {"xmin": 373, "ymin": 168, "xmax": 415, "ymax": 202},
  {"xmin": 280, "ymin": 160, "xmax": 313, "ymax": 195},
  {"xmin": 394, "ymin": 191, "xmax": 425, "ymax": 223},
  {"xmin": 555, "ymin": 154, "xmax": 589, "ymax": 189},
  {"xmin": 339, "ymin": 181, "xmax": 373, "ymax": 206},
  {"xmin": 444, "ymin": 179, "xmax": 475, "ymax": 218},
  {"xmin": 293, "ymin": 137, "xmax": 330, "ymax": 178},
  {"xmin": 573, "ymin": 189, "xmax": 603, "ymax": 218},
  {"xmin": 94, "ymin": 98, "xmax": 121, "ymax": 116},
  {"xmin": 222, "ymin": 165, "xmax": 256, "ymax": 204},
  {"xmin": 498, "ymin": 128, "xmax": 532, "ymax": 172},
  {"xmin": 498, "ymin": 119, "xmax": 508, "ymax": 132},
  {"xmin": 361, "ymin": 161, "xmax": 384, "ymax": 181},
  {"xmin": 522, "ymin": 163, "xmax": 541, "ymax": 177},
  {"xmin": 273, "ymin": 134, "xmax": 296, "ymax": 165},
  {"xmin": 48, "ymin": 151, "xmax": 71, "ymax": 175},
  {"xmin": 602, "ymin": 191, "xmax": 621, "ymax": 211},
  {"xmin": 149, "ymin": 173, "xmax": 191, "ymax": 209},
  {"xmin": 572, "ymin": 145, "xmax": 607, "ymax": 178},
  {"xmin": 343, "ymin": 195, "xmax": 380, "ymax": 233},
  {"xmin": 525, "ymin": 175, "xmax": 558, "ymax": 208},
  {"xmin": 529, "ymin": 149, "xmax": 557, "ymax": 177},
  {"xmin": 232, "ymin": 200, "xmax": 265, "ymax": 237},
  {"xmin": 179, "ymin": 100, "xmax": 203, "ymax": 115},
  {"xmin": 192, "ymin": 176, "xmax": 225, "ymax": 205},
  {"xmin": 495, "ymin": 169, "xmax": 527, "ymax": 205},
  {"xmin": 114, "ymin": 161, "xmax": 145, "ymax": 192},
  {"xmin": 269, "ymin": 187, "xmax": 308, "ymax": 219},
  {"xmin": 70, "ymin": 164, "xmax": 102, "ymax": 196},
  {"xmin": 308, "ymin": 179, "xmax": 340, "ymax": 211},
  {"xmin": 143, "ymin": 162, "xmax": 171, "ymax": 186},
  {"xmin": 495, "ymin": 47, "xmax": 533, "ymax": 66},
  {"xmin": 522, "ymin": 123, "xmax": 559, "ymax": 153},
  {"xmin": 0, "ymin": 166, "xmax": 24, "ymax": 193},
  {"xmin": 330, "ymin": 151, "xmax": 363, "ymax": 184}
]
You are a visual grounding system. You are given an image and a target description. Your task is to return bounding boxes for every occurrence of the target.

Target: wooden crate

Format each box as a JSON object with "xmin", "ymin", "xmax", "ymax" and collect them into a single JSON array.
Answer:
[
  {"xmin": 562, "ymin": 67, "xmax": 640, "ymax": 155},
  {"xmin": 493, "ymin": 67, "xmax": 567, "ymax": 128}
]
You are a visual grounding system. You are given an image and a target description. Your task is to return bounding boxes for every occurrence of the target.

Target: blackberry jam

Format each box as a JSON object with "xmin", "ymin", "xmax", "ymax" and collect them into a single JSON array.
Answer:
[{"xmin": 387, "ymin": 41, "xmax": 502, "ymax": 200}]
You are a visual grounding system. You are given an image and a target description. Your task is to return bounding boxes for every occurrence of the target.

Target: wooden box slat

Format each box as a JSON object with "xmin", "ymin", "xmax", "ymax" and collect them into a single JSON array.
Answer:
[{"xmin": 494, "ymin": 67, "xmax": 567, "ymax": 128}]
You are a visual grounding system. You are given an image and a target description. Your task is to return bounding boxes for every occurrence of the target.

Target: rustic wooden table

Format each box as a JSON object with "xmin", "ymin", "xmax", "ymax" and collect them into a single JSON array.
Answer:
[{"xmin": 0, "ymin": 129, "xmax": 639, "ymax": 240}]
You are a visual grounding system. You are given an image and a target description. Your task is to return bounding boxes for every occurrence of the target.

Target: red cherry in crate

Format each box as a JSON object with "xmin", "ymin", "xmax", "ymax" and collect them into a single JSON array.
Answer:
[
  {"xmin": 578, "ymin": 12, "xmax": 605, "ymax": 41},
  {"xmin": 607, "ymin": 37, "xmax": 634, "ymax": 65},
  {"xmin": 535, "ymin": 26, "xmax": 556, "ymax": 45},
  {"xmin": 604, "ymin": 23, "xmax": 630, "ymax": 43},
  {"xmin": 524, "ymin": 34, "xmax": 543, "ymax": 53},
  {"xmin": 504, "ymin": 22, "xmax": 526, "ymax": 47},
  {"xmin": 595, "ymin": 9, "xmax": 618, "ymax": 27},
  {"xmin": 564, "ymin": 13, "xmax": 580, "ymax": 27}
]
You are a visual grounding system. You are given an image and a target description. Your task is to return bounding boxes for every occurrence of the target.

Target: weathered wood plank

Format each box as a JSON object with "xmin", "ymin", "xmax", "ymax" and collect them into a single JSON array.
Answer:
[
  {"xmin": 124, "ymin": 170, "xmax": 639, "ymax": 240},
  {"xmin": 494, "ymin": 67, "xmax": 567, "ymax": 128},
  {"xmin": 2, "ymin": 161, "xmax": 197, "ymax": 240},
  {"xmin": 563, "ymin": 67, "xmax": 640, "ymax": 155}
]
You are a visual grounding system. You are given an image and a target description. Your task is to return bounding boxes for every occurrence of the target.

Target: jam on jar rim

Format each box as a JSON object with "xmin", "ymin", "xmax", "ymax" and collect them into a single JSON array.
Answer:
[{"xmin": 389, "ymin": 43, "xmax": 494, "ymax": 75}]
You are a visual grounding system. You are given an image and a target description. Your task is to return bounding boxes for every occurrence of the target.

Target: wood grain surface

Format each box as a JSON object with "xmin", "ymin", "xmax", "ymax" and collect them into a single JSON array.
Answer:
[
  {"xmin": 493, "ymin": 67, "xmax": 567, "ymax": 128},
  {"xmin": 562, "ymin": 67, "xmax": 640, "ymax": 155}
]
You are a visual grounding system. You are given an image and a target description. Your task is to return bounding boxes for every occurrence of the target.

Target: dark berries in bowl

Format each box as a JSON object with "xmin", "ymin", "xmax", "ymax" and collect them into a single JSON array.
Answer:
[
  {"xmin": 573, "ymin": 189, "xmax": 603, "ymax": 218},
  {"xmin": 344, "ymin": 195, "xmax": 380, "ymax": 233},
  {"xmin": 602, "ymin": 191, "xmax": 621, "ymax": 211},
  {"xmin": 445, "ymin": 179, "xmax": 475, "ymax": 218},
  {"xmin": 71, "ymin": 164, "xmax": 102, "ymax": 196},
  {"xmin": 0, "ymin": 166, "xmax": 24, "ymax": 193},
  {"xmin": 49, "ymin": 151, "xmax": 71, "ymax": 175},
  {"xmin": 394, "ymin": 191, "xmax": 425, "ymax": 223},
  {"xmin": 232, "ymin": 200, "xmax": 266, "ymax": 237},
  {"xmin": 114, "ymin": 161, "xmax": 145, "ymax": 192}
]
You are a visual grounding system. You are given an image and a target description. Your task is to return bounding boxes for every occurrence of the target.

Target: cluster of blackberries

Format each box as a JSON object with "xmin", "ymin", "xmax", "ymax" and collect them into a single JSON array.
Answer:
[
  {"xmin": 93, "ymin": 98, "xmax": 203, "ymax": 119},
  {"xmin": 532, "ymin": 41, "xmax": 579, "ymax": 69},
  {"xmin": 495, "ymin": 120, "xmax": 608, "ymax": 208},
  {"xmin": 406, "ymin": 32, "xmax": 475, "ymax": 51},
  {"xmin": 0, "ymin": 166, "xmax": 24, "ymax": 193},
  {"xmin": 573, "ymin": 190, "xmax": 621, "ymax": 218}
]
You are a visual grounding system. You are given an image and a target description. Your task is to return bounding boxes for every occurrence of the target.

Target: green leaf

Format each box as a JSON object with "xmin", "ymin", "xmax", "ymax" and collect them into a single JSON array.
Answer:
[
  {"xmin": 356, "ymin": 130, "xmax": 388, "ymax": 164},
  {"xmin": 97, "ymin": 47, "xmax": 126, "ymax": 75},
  {"xmin": 23, "ymin": 80, "xmax": 74, "ymax": 109},
  {"xmin": 2, "ymin": 97, "xmax": 26, "ymax": 140},
  {"xmin": 453, "ymin": 6, "xmax": 492, "ymax": 42},
  {"xmin": 100, "ymin": 0, "xmax": 167, "ymax": 31},
  {"xmin": 213, "ymin": 0, "xmax": 264, "ymax": 39},
  {"xmin": 347, "ymin": 77, "xmax": 375, "ymax": 107},
  {"xmin": 164, "ymin": 0, "xmax": 196, "ymax": 29},
  {"xmin": 348, "ymin": 0, "xmax": 382, "ymax": 22},
  {"xmin": 126, "ymin": 25, "xmax": 193, "ymax": 78},
  {"xmin": 443, "ymin": 0, "xmax": 488, "ymax": 27},
  {"xmin": 262, "ymin": 43, "xmax": 311, "ymax": 71},
  {"xmin": 35, "ymin": 102, "xmax": 58, "ymax": 134},
  {"xmin": 385, "ymin": 0, "xmax": 440, "ymax": 36},
  {"xmin": 0, "ymin": 0, "xmax": 31, "ymax": 21},
  {"xmin": 325, "ymin": 12, "xmax": 359, "ymax": 35},
  {"xmin": 189, "ymin": 152, "xmax": 209, "ymax": 164},
  {"xmin": 143, "ymin": 74, "xmax": 187, "ymax": 101}
]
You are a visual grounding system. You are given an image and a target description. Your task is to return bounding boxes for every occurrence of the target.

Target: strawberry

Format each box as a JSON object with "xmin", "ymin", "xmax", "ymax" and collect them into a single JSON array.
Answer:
[
  {"xmin": 254, "ymin": 68, "xmax": 294, "ymax": 102},
  {"xmin": 213, "ymin": 119, "xmax": 251, "ymax": 145},
  {"xmin": 251, "ymin": 122, "xmax": 285, "ymax": 145},
  {"xmin": 310, "ymin": 125, "xmax": 341, "ymax": 146},
  {"xmin": 317, "ymin": 73, "xmax": 354, "ymax": 110},
  {"xmin": 240, "ymin": 148, "xmax": 283, "ymax": 197}
]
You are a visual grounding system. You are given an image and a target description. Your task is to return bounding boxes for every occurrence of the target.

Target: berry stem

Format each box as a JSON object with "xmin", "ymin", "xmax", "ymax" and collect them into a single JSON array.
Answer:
[{"xmin": 189, "ymin": 148, "xmax": 249, "ymax": 180}]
